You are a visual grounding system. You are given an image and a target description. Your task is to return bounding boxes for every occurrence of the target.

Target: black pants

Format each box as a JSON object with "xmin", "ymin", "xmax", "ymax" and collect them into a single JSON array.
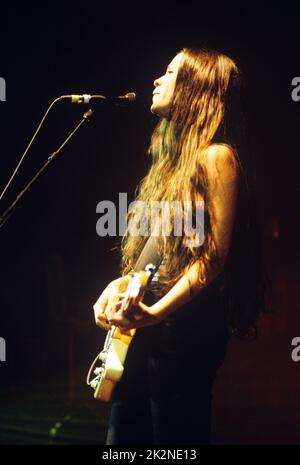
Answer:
[
  {"xmin": 105, "ymin": 324, "xmax": 216, "ymax": 445},
  {"xmin": 106, "ymin": 392, "xmax": 212, "ymax": 445}
]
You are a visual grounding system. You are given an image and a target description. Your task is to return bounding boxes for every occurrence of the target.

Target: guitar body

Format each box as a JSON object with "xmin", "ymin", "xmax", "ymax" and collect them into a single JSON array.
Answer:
[
  {"xmin": 87, "ymin": 264, "xmax": 160, "ymax": 402},
  {"xmin": 93, "ymin": 327, "xmax": 136, "ymax": 402}
]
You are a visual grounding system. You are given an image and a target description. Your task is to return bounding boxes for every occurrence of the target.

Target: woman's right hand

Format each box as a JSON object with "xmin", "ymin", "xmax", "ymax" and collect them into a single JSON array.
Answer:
[{"xmin": 93, "ymin": 275, "xmax": 131, "ymax": 330}]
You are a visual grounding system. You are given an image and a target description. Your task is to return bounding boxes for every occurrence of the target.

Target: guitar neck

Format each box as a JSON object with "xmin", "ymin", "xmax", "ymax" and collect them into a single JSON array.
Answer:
[{"xmin": 133, "ymin": 236, "xmax": 162, "ymax": 273}]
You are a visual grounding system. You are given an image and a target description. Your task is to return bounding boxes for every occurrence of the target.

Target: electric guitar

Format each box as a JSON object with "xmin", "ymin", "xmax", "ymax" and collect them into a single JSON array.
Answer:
[{"xmin": 87, "ymin": 237, "xmax": 162, "ymax": 402}]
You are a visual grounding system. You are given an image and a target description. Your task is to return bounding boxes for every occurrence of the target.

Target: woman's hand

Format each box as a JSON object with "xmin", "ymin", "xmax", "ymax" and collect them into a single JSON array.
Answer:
[
  {"xmin": 106, "ymin": 300, "xmax": 163, "ymax": 330},
  {"xmin": 93, "ymin": 274, "xmax": 163, "ymax": 331},
  {"xmin": 93, "ymin": 276, "xmax": 131, "ymax": 331}
]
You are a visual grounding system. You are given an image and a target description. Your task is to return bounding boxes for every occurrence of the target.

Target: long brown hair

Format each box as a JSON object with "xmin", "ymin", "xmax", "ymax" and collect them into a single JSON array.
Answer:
[{"xmin": 120, "ymin": 47, "xmax": 270, "ymax": 337}]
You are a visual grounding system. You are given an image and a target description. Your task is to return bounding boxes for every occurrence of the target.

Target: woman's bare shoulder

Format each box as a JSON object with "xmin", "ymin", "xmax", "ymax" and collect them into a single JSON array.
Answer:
[
  {"xmin": 205, "ymin": 143, "xmax": 237, "ymax": 163},
  {"xmin": 204, "ymin": 143, "xmax": 239, "ymax": 181}
]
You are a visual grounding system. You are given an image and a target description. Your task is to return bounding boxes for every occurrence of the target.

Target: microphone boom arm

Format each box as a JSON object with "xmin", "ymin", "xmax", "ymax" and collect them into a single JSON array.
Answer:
[{"xmin": 0, "ymin": 108, "xmax": 93, "ymax": 230}]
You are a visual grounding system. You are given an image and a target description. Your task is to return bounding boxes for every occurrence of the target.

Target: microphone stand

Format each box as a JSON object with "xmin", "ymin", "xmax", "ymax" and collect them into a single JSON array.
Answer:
[{"xmin": 0, "ymin": 108, "xmax": 93, "ymax": 229}]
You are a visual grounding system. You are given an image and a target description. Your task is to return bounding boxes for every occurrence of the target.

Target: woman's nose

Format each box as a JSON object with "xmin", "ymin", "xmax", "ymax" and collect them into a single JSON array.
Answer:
[{"xmin": 153, "ymin": 77, "xmax": 162, "ymax": 87}]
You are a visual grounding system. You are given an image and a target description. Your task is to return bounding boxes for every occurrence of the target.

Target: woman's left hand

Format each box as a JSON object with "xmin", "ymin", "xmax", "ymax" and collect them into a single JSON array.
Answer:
[{"xmin": 106, "ymin": 300, "xmax": 163, "ymax": 330}]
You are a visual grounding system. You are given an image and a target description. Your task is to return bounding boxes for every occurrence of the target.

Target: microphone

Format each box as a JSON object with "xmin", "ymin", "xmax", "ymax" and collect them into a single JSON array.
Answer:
[{"xmin": 66, "ymin": 92, "xmax": 137, "ymax": 105}]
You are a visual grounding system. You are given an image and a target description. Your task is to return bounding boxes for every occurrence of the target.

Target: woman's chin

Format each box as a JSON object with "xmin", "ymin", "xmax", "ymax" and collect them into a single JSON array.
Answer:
[
  {"xmin": 150, "ymin": 103, "xmax": 166, "ymax": 117},
  {"xmin": 150, "ymin": 103, "xmax": 159, "ymax": 115}
]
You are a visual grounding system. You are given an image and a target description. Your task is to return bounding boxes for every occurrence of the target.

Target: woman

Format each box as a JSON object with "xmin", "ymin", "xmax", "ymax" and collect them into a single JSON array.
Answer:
[{"xmin": 93, "ymin": 47, "xmax": 268, "ymax": 444}]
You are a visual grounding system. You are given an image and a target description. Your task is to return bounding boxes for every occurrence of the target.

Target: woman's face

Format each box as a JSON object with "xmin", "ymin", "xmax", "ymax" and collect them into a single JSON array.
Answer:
[{"xmin": 151, "ymin": 52, "xmax": 183, "ymax": 118}]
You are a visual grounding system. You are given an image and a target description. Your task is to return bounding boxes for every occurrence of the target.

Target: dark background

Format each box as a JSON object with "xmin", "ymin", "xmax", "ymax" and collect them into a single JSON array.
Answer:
[{"xmin": 0, "ymin": 2, "xmax": 299, "ymax": 445}]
